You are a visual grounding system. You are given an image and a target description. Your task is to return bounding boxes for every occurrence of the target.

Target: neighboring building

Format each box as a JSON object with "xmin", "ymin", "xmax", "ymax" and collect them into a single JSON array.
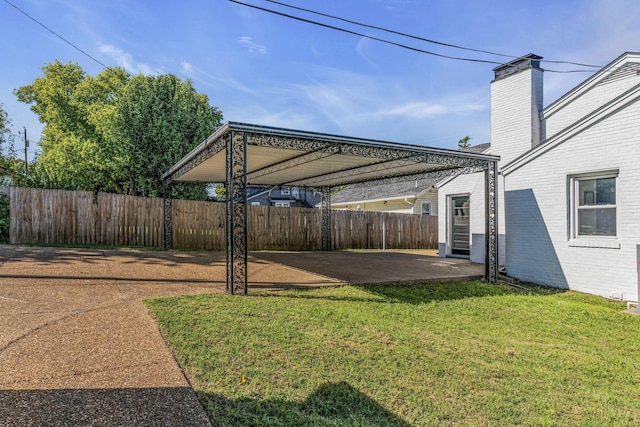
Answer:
[
  {"xmin": 439, "ymin": 52, "xmax": 640, "ymax": 302},
  {"xmin": 436, "ymin": 142, "xmax": 503, "ymax": 262},
  {"xmin": 330, "ymin": 176, "xmax": 441, "ymax": 215},
  {"xmin": 248, "ymin": 186, "xmax": 322, "ymax": 208}
]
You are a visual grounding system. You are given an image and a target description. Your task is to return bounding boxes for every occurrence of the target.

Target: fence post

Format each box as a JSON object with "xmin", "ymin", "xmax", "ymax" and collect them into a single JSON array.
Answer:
[
  {"xmin": 382, "ymin": 214, "xmax": 386, "ymax": 250},
  {"xmin": 163, "ymin": 186, "xmax": 172, "ymax": 250},
  {"xmin": 321, "ymin": 187, "xmax": 332, "ymax": 251}
]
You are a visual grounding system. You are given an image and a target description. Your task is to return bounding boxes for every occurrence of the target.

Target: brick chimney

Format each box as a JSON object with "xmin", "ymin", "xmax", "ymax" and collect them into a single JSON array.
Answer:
[{"xmin": 490, "ymin": 53, "xmax": 544, "ymax": 166}]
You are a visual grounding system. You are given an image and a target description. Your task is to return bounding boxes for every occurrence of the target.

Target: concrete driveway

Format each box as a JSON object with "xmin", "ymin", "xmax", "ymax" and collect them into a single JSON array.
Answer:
[{"xmin": 0, "ymin": 245, "xmax": 483, "ymax": 426}]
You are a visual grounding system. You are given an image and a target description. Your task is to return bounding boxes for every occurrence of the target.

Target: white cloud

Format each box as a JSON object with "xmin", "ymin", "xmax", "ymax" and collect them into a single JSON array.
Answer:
[
  {"xmin": 180, "ymin": 63, "xmax": 256, "ymax": 95},
  {"xmin": 237, "ymin": 36, "xmax": 267, "ymax": 55},
  {"xmin": 377, "ymin": 0, "xmax": 412, "ymax": 11},
  {"xmin": 97, "ymin": 43, "xmax": 155, "ymax": 75},
  {"xmin": 180, "ymin": 61, "xmax": 193, "ymax": 74},
  {"xmin": 376, "ymin": 101, "xmax": 485, "ymax": 119}
]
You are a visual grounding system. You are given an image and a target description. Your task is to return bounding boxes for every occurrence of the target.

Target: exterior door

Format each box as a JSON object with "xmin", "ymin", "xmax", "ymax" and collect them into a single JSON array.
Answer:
[{"xmin": 451, "ymin": 195, "xmax": 470, "ymax": 256}]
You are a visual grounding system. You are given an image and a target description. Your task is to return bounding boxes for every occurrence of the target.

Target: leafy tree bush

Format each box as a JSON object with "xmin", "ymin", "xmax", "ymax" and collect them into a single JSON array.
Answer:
[
  {"xmin": 15, "ymin": 61, "xmax": 223, "ymax": 199},
  {"xmin": 0, "ymin": 194, "xmax": 9, "ymax": 242}
]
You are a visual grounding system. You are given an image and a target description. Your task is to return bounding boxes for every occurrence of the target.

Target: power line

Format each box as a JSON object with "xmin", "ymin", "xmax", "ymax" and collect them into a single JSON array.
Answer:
[
  {"xmin": 2, "ymin": 0, "xmax": 212, "ymax": 147},
  {"xmin": 544, "ymin": 68, "xmax": 601, "ymax": 73},
  {"xmin": 264, "ymin": 0, "xmax": 515, "ymax": 60},
  {"xmin": 260, "ymin": 0, "xmax": 602, "ymax": 69},
  {"xmin": 229, "ymin": 0, "xmax": 503, "ymax": 65},
  {"xmin": 3, "ymin": 0, "xmax": 109, "ymax": 69}
]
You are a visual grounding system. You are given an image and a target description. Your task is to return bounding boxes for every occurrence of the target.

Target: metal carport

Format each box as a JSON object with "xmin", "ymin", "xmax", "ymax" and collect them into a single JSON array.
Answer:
[{"xmin": 162, "ymin": 122, "xmax": 499, "ymax": 294}]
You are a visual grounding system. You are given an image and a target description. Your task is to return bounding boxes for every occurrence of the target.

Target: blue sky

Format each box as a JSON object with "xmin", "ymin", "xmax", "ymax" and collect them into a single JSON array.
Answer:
[{"xmin": 1, "ymin": 0, "xmax": 639, "ymax": 160}]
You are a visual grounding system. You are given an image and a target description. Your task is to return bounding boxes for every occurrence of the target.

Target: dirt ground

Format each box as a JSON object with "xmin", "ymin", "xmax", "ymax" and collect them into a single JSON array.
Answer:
[{"xmin": 0, "ymin": 244, "xmax": 483, "ymax": 426}]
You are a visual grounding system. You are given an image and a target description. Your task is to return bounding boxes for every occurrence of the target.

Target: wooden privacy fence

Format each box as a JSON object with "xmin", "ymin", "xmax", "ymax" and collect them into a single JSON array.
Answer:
[
  {"xmin": 9, "ymin": 187, "xmax": 437, "ymax": 250},
  {"xmin": 10, "ymin": 187, "xmax": 164, "ymax": 247}
]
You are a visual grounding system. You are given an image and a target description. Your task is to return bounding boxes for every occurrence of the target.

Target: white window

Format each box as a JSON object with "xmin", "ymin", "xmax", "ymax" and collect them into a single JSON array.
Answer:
[
  {"xmin": 274, "ymin": 201, "xmax": 290, "ymax": 207},
  {"xmin": 421, "ymin": 201, "xmax": 432, "ymax": 215},
  {"xmin": 251, "ymin": 202, "xmax": 261, "ymax": 206},
  {"xmin": 571, "ymin": 172, "xmax": 617, "ymax": 238},
  {"xmin": 281, "ymin": 187, "xmax": 290, "ymax": 196}
]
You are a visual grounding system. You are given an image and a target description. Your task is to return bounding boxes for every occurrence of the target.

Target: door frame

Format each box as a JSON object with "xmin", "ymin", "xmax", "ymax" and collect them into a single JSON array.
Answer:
[{"xmin": 448, "ymin": 193, "xmax": 471, "ymax": 258}]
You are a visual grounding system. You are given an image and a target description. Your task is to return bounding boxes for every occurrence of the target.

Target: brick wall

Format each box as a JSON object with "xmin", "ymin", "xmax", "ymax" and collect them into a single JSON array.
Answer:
[
  {"xmin": 490, "ymin": 67, "xmax": 544, "ymax": 166},
  {"xmin": 504, "ymin": 100, "xmax": 640, "ymax": 301},
  {"xmin": 543, "ymin": 63, "xmax": 640, "ymax": 139}
]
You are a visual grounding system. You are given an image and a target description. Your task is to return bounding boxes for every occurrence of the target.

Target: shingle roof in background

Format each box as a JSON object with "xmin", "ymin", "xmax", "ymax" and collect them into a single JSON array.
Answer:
[
  {"xmin": 331, "ymin": 175, "xmax": 442, "ymax": 204},
  {"xmin": 331, "ymin": 142, "xmax": 490, "ymax": 204},
  {"xmin": 462, "ymin": 142, "xmax": 491, "ymax": 154}
]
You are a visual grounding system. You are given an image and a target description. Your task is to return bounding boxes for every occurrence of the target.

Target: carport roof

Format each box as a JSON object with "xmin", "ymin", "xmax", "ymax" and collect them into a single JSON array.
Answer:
[{"xmin": 162, "ymin": 122, "xmax": 500, "ymax": 188}]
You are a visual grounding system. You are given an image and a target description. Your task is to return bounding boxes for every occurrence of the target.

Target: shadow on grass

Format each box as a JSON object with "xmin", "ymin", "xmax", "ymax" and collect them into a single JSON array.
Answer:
[
  {"xmin": 354, "ymin": 281, "xmax": 516, "ymax": 305},
  {"xmin": 252, "ymin": 280, "xmax": 566, "ymax": 305},
  {"xmin": 199, "ymin": 381, "xmax": 410, "ymax": 427},
  {"xmin": 353, "ymin": 281, "xmax": 565, "ymax": 305}
]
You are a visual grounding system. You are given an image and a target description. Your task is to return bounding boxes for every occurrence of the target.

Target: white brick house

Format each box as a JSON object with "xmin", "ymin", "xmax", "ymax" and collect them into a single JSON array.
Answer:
[{"xmin": 439, "ymin": 52, "xmax": 640, "ymax": 302}]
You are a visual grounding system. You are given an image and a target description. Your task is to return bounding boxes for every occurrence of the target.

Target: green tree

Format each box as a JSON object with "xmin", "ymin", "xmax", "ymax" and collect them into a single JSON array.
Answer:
[
  {"xmin": 113, "ymin": 73, "xmax": 222, "ymax": 199},
  {"xmin": 458, "ymin": 135, "xmax": 471, "ymax": 150},
  {"xmin": 14, "ymin": 61, "xmax": 129, "ymax": 192},
  {"xmin": 15, "ymin": 61, "xmax": 223, "ymax": 199},
  {"xmin": 0, "ymin": 104, "xmax": 14, "ymax": 240},
  {"xmin": 0, "ymin": 103, "xmax": 21, "ymax": 184},
  {"xmin": 0, "ymin": 104, "xmax": 10, "ymax": 146}
]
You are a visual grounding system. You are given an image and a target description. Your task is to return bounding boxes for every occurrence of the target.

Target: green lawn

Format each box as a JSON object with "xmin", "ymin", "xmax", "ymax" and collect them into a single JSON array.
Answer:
[{"xmin": 145, "ymin": 281, "xmax": 640, "ymax": 426}]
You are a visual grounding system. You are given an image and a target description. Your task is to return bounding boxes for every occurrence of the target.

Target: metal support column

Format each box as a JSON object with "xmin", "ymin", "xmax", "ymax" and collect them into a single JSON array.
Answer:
[
  {"xmin": 321, "ymin": 187, "xmax": 332, "ymax": 251},
  {"xmin": 226, "ymin": 131, "xmax": 248, "ymax": 294},
  {"xmin": 163, "ymin": 189, "xmax": 172, "ymax": 250},
  {"xmin": 485, "ymin": 160, "xmax": 499, "ymax": 283}
]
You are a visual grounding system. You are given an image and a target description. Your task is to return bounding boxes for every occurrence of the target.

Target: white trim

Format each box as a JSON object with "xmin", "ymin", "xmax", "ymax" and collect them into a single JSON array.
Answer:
[
  {"xmin": 568, "ymin": 239, "xmax": 620, "ymax": 249},
  {"xmin": 544, "ymin": 52, "xmax": 640, "ymax": 119},
  {"xmin": 420, "ymin": 201, "xmax": 432, "ymax": 215},
  {"xmin": 569, "ymin": 170, "xmax": 619, "ymax": 240},
  {"xmin": 446, "ymin": 193, "xmax": 471, "ymax": 258},
  {"xmin": 332, "ymin": 195, "xmax": 418, "ymax": 206}
]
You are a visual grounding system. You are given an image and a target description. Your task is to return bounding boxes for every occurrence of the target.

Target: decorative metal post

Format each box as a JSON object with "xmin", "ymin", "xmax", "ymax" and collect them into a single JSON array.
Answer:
[
  {"xmin": 226, "ymin": 131, "xmax": 248, "ymax": 294},
  {"xmin": 485, "ymin": 160, "xmax": 499, "ymax": 283},
  {"xmin": 163, "ymin": 187, "xmax": 172, "ymax": 250},
  {"xmin": 321, "ymin": 187, "xmax": 332, "ymax": 251}
]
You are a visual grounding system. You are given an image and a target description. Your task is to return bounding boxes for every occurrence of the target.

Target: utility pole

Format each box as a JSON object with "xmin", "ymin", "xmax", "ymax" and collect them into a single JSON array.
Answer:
[{"xmin": 19, "ymin": 127, "xmax": 28, "ymax": 176}]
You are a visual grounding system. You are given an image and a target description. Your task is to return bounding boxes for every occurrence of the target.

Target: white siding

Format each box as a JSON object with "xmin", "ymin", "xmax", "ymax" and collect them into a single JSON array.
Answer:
[
  {"xmin": 335, "ymin": 199, "xmax": 413, "ymax": 214},
  {"xmin": 438, "ymin": 173, "xmax": 506, "ymax": 264},
  {"xmin": 413, "ymin": 191, "xmax": 438, "ymax": 215},
  {"xmin": 505, "ymin": 100, "xmax": 640, "ymax": 301}
]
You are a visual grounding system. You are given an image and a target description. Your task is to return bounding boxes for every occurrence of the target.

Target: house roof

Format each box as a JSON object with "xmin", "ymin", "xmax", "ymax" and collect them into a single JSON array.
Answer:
[
  {"xmin": 503, "ymin": 52, "xmax": 640, "ymax": 176},
  {"xmin": 331, "ymin": 175, "xmax": 443, "ymax": 205},
  {"xmin": 544, "ymin": 52, "xmax": 640, "ymax": 117},
  {"xmin": 462, "ymin": 142, "xmax": 491, "ymax": 154},
  {"xmin": 246, "ymin": 188, "xmax": 272, "ymax": 201}
]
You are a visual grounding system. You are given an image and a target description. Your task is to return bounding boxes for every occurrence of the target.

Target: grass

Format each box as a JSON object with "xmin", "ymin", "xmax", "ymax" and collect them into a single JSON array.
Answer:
[{"xmin": 145, "ymin": 281, "xmax": 640, "ymax": 426}]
